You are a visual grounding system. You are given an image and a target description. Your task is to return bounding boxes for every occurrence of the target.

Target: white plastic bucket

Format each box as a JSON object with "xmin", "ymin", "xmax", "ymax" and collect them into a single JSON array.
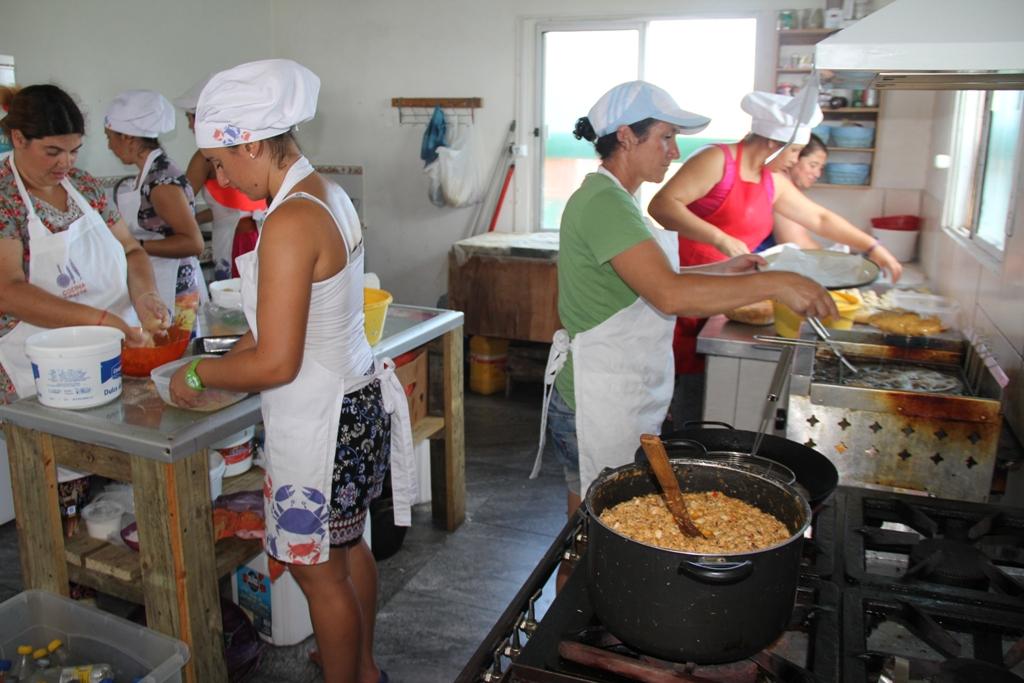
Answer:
[
  {"xmin": 25, "ymin": 326, "xmax": 125, "ymax": 409},
  {"xmin": 231, "ymin": 551, "xmax": 313, "ymax": 645},
  {"xmin": 873, "ymin": 227, "xmax": 919, "ymax": 262},
  {"xmin": 212, "ymin": 426, "xmax": 255, "ymax": 477},
  {"xmin": 209, "ymin": 451, "xmax": 226, "ymax": 501}
]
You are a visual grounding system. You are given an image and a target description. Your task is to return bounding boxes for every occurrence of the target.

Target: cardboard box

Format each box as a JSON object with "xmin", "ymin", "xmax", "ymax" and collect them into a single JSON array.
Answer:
[{"xmin": 394, "ymin": 347, "xmax": 428, "ymax": 427}]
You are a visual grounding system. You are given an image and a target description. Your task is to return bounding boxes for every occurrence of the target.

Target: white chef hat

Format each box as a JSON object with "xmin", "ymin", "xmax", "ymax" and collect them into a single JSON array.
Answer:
[
  {"xmin": 588, "ymin": 81, "xmax": 710, "ymax": 138},
  {"xmin": 172, "ymin": 75, "xmax": 212, "ymax": 113},
  {"xmin": 741, "ymin": 90, "xmax": 823, "ymax": 145},
  {"xmin": 194, "ymin": 59, "xmax": 320, "ymax": 148},
  {"xmin": 104, "ymin": 90, "xmax": 175, "ymax": 138}
]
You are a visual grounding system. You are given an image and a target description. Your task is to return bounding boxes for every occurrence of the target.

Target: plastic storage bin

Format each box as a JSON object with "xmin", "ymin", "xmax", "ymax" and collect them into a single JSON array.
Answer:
[
  {"xmin": 824, "ymin": 162, "xmax": 870, "ymax": 185},
  {"xmin": 0, "ymin": 590, "xmax": 189, "ymax": 682},
  {"xmin": 830, "ymin": 125, "xmax": 875, "ymax": 148},
  {"xmin": 469, "ymin": 336, "xmax": 509, "ymax": 395},
  {"xmin": 231, "ymin": 552, "xmax": 313, "ymax": 646},
  {"xmin": 810, "ymin": 124, "xmax": 831, "ymax": 144},
  {"xmin": 150, "ymin": 356, "xmax": 247, "ymax": 412}
]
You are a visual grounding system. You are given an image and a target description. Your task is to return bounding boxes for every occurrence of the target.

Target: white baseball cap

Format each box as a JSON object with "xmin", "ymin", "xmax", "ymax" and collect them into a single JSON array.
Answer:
[
  {"xmin": 742, "ymin": 90, "xmax": 823, "ymax": 145},
  {"xmin": 195, "ymin": 59, "xmax": 319, "ymax": 148},
  {"xmin": 104, "ymin": 90, "xmax": 175, "ymax": 138},
  {"xmin": 588, "ymin": 81, "xmax": 710, "ymax": 138},
  {"xmin": 172, "ymin": 75, "xmax": 212, "ymax": 114}
]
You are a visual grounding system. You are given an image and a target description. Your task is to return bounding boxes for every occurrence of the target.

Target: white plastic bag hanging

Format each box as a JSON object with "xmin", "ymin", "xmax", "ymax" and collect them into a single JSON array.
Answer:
[
  {"xmin": 424, "ymin": 159, "xmax": 445, "ymax": 207},
  {"xmin": 436, "ymin": 121, "xmax": 483, "ymax": 208}
]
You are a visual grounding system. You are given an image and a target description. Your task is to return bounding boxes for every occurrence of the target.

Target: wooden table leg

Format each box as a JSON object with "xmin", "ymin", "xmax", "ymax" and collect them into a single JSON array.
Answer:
[
  {"xmin": 432, "ymin": 326, "xmax": 465, "ymax": 530},
  {"xmin": 4, "ymin": 425, "xmax": 69, "ymax": 595},
  {"xmin": 132, "ymin": 450, "xmax": 227, "ymax": 683}
]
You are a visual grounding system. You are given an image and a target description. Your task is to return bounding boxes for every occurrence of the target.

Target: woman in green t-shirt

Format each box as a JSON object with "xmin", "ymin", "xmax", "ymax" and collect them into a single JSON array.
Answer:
[{"xmin": 532, "ymin": 80, "xmax": 837, "ymax": 589}]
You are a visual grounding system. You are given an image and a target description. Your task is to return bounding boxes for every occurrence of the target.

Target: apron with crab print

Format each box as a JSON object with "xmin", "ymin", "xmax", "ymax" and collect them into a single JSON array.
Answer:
[{"xmin": 237, "ymin": 156, "xmax": 413, "ymax": 565}]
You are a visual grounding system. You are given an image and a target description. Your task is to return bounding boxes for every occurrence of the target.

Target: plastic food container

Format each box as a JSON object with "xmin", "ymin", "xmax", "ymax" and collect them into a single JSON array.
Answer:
[
  {"xmin": 363, "ymin": 288, "xmax": 393, "ymax": 346},
  {"xmin": 81, "ymin": 499, "xmax": 126, "ymax": 541},
  {"xmin": 209, "ymin": 278, "xmax": 243, "ymax": 309},
  {"xmin": 890, "ymin": 291, "xmax": 962, "ymax": 330},
  {"xmin": 0, "ymin": 590, "xmax": 189, "ymax": 682},
  {"xmin": 810, "ymin": 124, "xmax": 831, "ymax": 144},
  {"xmin": 824, "ymin": 162, "xmax": 870, "ymax": 185},
  {"xmin": 24, "ymin": 326, "xmax": 125, "ymax": 409},
  {"xmin": 150, "ymin": 355, "xmax": 248, "ymax": 412},
  {"xmin": 122, "ymin": 325, "xmax": 191, "ymax": 378},
  {"xmin": 829, "ymin": 125, "xmax": 875, "ymax": 148},
  {"xmin": 873, "ymin": 227, "xmax": 919, "ymax": 262},
  {"xmin": 212, "ymin": 426, "xmax": 256, "ymax": 477},
  {"xmin": 773, "ymin": 290, "xmax": 862, "ymax": 338}
]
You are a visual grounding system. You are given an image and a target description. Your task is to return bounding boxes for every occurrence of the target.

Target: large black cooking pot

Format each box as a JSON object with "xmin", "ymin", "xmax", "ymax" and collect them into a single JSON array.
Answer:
[
  {"xmin": 585, "ymin": 460, "xmax": 811, "ymax": 664},
  {"xmin": 659, "ymin": 421, "xmax": 839, "ymax": 508}
]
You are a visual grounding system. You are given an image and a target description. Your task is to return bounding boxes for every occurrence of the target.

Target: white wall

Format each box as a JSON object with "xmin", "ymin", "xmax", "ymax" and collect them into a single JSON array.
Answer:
[
  {"xmin": 270, "ymin": 0, "xmax": 830, "ymax": 306},
  {"xmin": 0, "ymin": 0, "xmax": 272, "ymax": 178},
  {"xmin": 919, "ymin": 92, "xmax": 1024, "ymax": 439},
  {"xmin": 2, "ymin": 0, "xmax": 932, "ymax": 309}
]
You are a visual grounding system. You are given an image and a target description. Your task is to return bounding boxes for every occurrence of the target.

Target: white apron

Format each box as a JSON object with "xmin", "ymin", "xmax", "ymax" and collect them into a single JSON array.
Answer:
[
  {"xmin": 202, "ymin": 183, "xmax": 258, "ymax": 281},
  {"xmin": 0, "ymin": 156, "xmax": 138, "ymax": 398},
  {"xmin": 533, "ymin": 171, "xmax": 679, "ymax": 496},
  {"xmin": 117, "ymin": 148, "xmax": 205, "ymax": 313},
  {"xmin": 237, "ymin": 158, "xmax": 414, "ymax": 566}
]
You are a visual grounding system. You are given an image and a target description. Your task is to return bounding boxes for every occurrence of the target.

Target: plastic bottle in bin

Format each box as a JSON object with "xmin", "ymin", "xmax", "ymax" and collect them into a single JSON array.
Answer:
[
  {"xmin": 33, "ymin": 663, "xmax": 115, "ymax": 682},
  {"xmin": 11, "ymin": 646, "xmax": 32, "ymax": 681},
  {"xmin": 45, "ymin": 641, "xmax": 69, "ymax": 668}
]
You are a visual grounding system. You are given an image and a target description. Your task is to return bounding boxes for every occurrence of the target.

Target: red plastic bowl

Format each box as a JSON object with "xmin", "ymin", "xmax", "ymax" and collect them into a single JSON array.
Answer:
[
  {"xmin": 122, "ymin": 326, "xmax": 191, "ymax": 378},
  {"xmin": 870, "ymin": 215, "xmax": 920, "ymax": 231}
]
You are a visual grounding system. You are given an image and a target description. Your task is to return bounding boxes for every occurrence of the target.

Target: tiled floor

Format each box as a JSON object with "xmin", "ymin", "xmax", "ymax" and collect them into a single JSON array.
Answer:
[{"xmin": 0, "ymin": 383, "xmax": 565, "ymax": 683}]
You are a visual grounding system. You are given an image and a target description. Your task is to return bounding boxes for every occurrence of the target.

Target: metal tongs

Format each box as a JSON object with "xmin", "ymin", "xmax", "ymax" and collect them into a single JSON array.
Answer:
[{"xmin": 806, "ymin": 316, "xmax": 858, "ymax": 374}]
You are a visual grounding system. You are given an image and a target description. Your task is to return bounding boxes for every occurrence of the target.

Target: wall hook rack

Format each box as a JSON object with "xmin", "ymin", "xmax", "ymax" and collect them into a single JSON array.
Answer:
[{"xmin": 392, "ymin": 97, "xmax": 482, "ymax": 125}]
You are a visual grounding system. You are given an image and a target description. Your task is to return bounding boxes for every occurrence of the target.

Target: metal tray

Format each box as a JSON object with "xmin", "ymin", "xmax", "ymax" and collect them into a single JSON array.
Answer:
[
  {"xmin": 191, "ymin": 335, "xmax": 241, "ymax": 356},
  {"xmin": 761, "ymin": 249, "xmax": 880, "ymax": 290}
]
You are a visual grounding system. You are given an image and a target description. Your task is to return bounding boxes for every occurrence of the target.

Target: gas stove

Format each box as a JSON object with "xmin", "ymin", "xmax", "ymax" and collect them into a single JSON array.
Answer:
[
  {"xmin": 839, "ymin": 486, "xmax": 1024, "ymax": 609},
  {"xmin": 458, "ymin": 488, "xmax": 1024, "ymax": 683}
]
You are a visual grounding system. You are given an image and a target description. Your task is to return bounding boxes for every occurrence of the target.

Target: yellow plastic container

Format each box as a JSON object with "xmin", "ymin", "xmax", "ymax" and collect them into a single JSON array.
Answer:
[
  {"xmin": 773, "ymin": 290, "xmax": 861, "ymax": 338},
  {"xmin": 363, "ymin": 288, "xmax": 393, "ymax": 345},
  {"xmin": 469, "ymin": 336, "xmax": 509, "ymax": 395}
]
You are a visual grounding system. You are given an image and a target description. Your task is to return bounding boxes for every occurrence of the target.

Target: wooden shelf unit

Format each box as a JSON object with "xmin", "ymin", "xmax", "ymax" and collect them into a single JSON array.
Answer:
[{"xmin": 774, "ymin": 24, "xmax": 882, "ymax": 187}]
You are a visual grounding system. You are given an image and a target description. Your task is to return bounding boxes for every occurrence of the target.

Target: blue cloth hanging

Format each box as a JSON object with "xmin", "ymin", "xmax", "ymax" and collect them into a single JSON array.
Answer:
[{"xmin": 420, "ymin": 105, "xmax": 447, "ymax": 166}]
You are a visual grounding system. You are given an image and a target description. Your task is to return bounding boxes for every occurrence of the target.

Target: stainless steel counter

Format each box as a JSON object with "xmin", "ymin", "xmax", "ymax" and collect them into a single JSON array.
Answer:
[
  {"xmin": 696, "ymin": 315, "xmax": 782, "ymax": 362},
  {"xmin": 0, "ymin": 304, "xmax": 463, "ymax": 462}
]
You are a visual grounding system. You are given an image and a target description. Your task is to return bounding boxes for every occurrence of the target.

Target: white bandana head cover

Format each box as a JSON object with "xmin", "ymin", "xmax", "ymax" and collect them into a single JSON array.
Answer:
[
  {"xmin": 172, "ymin": 75, "xmax": 212, "ymax": 114},
  {"xmin": 104, "ymin": 90, "xmax": 175, "ymax": 138},
  {"xmin": 588, "ymin": 80, "xmax": 710, "ymax": 138},
  {"xmin": 194, "ymin": 59, "xmax": 320, "ymax": 148},
  {"xmin": 741, "ymin": 90, "xmax": 823, "ymax": 145}
]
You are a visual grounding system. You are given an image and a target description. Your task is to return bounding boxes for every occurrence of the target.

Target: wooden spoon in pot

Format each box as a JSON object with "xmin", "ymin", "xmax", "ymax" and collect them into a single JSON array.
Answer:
[{"xmin": 640, "ymin": 434, "xmax": 704, "ymax": 538}]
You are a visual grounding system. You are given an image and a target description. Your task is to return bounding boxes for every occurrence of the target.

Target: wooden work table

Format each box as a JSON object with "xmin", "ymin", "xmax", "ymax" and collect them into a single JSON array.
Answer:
[
  {"xmin": 0, "ymin": 304, "xmax": 464, "ymax": 683},
  {"xmin": 448, "ymin": 231, "xmax": 561, "ymax": 343}
]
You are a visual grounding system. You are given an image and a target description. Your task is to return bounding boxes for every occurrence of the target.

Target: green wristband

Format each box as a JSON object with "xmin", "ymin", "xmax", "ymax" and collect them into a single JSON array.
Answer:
[{"xmin": 184, "ymin": 358, "xmax": 205, "ymax": 392}]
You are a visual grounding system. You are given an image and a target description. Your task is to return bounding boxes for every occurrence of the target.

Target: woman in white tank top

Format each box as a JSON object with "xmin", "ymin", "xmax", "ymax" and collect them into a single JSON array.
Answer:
[{"xmin": 170, "ymin": 60, "xmax": 410, "ymax": 683}]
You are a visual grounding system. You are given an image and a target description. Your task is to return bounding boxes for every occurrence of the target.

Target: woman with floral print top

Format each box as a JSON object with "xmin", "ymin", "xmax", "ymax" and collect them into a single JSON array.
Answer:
[
  {"xmin": 0, "ymin": 85, "xmax": 168, "ymax": 404},
  {"xmin": 105, "ymin": 90, "xmax": 206, "ymax": 331}
]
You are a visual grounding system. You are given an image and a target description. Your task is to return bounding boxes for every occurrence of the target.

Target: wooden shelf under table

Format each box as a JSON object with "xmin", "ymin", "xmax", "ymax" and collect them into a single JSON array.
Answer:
[{"xmin": 64, "ymin": 467, "xmax": 266, "ymax": 605}]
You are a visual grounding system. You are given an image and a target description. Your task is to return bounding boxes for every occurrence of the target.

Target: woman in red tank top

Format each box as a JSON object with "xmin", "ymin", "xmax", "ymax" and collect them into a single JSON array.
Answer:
[{"xmin": 647, "ymin": 90, "xmax": 901, "ymax": 427}]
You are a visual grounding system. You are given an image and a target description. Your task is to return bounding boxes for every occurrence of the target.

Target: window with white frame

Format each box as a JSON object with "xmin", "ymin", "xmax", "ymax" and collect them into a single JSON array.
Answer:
[
  {"xmin": 538, "ymin": 17, "xmax": 757, "ymax": 231},
  {"xmin": 944, "ymin": 90, "xmax": 1023, "ymax": 257}
]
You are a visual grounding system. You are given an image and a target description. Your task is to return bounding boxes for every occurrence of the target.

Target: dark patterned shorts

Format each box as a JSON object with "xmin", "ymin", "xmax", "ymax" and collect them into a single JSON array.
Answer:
[{"xmin": 328, "ymin": 379, "xmax": 391, "ymax": 546}]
